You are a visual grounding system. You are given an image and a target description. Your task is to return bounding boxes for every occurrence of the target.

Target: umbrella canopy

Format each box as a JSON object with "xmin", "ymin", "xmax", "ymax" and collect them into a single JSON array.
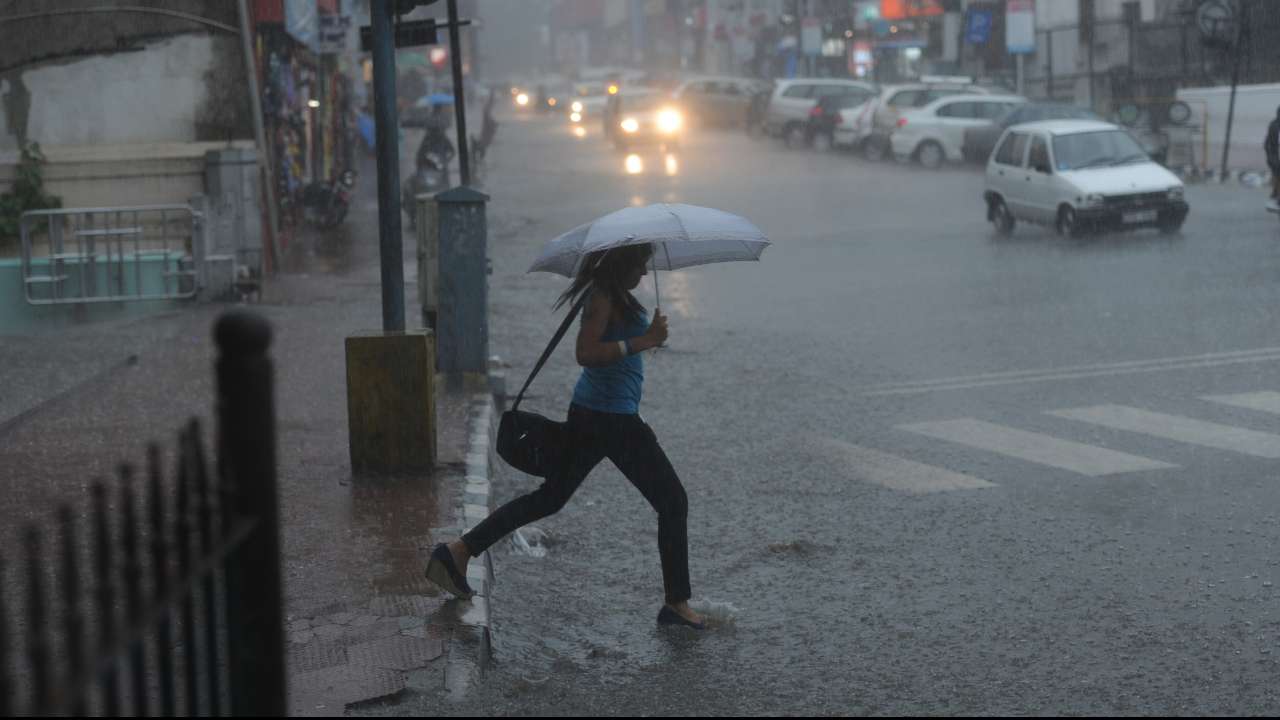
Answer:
[{"xmin": 529, "ymin": 203, "xmax": 769, "ymax": 278}]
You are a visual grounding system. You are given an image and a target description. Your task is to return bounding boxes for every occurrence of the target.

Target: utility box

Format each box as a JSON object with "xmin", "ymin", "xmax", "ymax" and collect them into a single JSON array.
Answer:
[
  {"xmin": 434, "ymin": 186, "xmax": 490, "ymax": 384},
  {"xmin": 345, "ymin": 330, "xmax": 437, "ymax": 475}
]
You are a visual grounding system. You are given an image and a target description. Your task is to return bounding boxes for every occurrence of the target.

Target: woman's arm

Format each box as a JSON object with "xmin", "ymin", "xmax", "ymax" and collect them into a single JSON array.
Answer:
[{"xmin": 575, "ymin": 293, "xmax": 662, "ymax": 368}]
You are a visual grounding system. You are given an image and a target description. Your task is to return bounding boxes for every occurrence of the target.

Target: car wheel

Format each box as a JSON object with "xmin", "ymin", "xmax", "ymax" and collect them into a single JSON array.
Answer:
[
  {"xmin": 784, "ymin": 124, "xmax": 807, "ymax": 150},
  {"xmin": 992, "ymin": 199, "xmax": 1015, "ymax": 237},
  {"xmin": 917, "ymin": 141, "xmax": 945, "ymax": 170},
  {"xmin": 812, "ymin": 132, "xmax": 833, "ymax": 152},
  {"xmin": 1057, "ymin": 206, "xmax": 1085, "ymax": 237}
]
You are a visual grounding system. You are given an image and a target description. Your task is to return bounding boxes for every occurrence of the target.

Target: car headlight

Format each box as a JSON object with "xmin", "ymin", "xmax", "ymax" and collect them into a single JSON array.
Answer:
[
  {"xmin": 656, "ymin": 109, "xmax": 682, "ymax": 133},
  {"xmin": 620, "ymin": 117, "xmax": 640, "ymax": 133},
  {"xmin": 570, "ymin": 111, "xmax": 582, "ymax": 123},
  {"xmin": 571, "ymin": 101, "xmax": 583, "ymax": 113},
  {"xmin": 516, "ymin": 93, "xmax": 529, "ymax": 106},
  {"xmin": 1167, "ymin": 186, "xmax": 1184, "ymax": 200},
  {"xmin": 1083, "ymin": 193, "xmax": 1106, "ymax": 207}
]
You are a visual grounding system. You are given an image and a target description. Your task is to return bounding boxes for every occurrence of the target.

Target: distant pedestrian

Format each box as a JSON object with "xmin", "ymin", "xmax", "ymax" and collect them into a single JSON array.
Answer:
[
  {"xmin": 1265, "ymin": 104, "xmax": 1280, "ymax": 211},
  {"xmin": 425, "ymin": 245, "xmax": 706, "ymax": 629}
]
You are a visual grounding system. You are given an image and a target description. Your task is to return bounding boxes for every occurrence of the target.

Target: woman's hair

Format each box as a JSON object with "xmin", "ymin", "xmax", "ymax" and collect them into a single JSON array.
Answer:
[{"xmin": 554, "ymin": 244, "xmax": 652, "ymax": 323}]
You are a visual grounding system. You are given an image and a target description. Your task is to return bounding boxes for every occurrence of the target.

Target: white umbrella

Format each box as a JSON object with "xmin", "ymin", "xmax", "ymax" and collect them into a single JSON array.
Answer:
[{"xmin": 528, "ymin": 203, "xmax": 770, "ymax": 307}]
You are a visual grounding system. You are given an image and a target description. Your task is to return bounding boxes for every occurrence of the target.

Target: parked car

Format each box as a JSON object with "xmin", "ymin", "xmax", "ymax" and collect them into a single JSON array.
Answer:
[
  {"xmin": 963, "ymin": 103, "xmax": 1101, "ymax": 163},
  {"xmin": 891, "ymin": 94, "xmax": 1026, "ymax": 168},
  {"xmin": 982, "ymin": 120, "xmax": 1189, "ymax": 237},
  {"xmin": 838, "ymin": 81, "xmax": 998, "ymax": 160},
  {"xmin": 672, "ymin": 76, "xmax": 765, "ymax": 129},
  {"xmin": 612, "ymin": 89, "xmax": 683, "ymax": 151},
  {"xmin": 764, "ymin": 78, "xmax": 877, "ymax": 147},
  {"xmin": 806, "ymin": 89, "xmax": 877, "ymax": 150}
]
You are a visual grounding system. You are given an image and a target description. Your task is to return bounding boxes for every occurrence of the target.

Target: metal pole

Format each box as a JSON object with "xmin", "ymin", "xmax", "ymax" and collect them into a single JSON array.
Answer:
[
  {"xmin": 448, "ymin": 0, "xmax": 471, "ymax": 187},
  {"xmin": 1015, "ymin": 53, "xmax": 1024, "ymax": 95},
  {"xmin": 1220, "ymin": 5, "xmax": 1247, "ymax": 178},
  {"xmin": 371, "ymin": 0, "xmax": 405, "ymax": 332},
  {"xmin": 236, "ymin": 0, "xmax": 280, "ymax": 274}
]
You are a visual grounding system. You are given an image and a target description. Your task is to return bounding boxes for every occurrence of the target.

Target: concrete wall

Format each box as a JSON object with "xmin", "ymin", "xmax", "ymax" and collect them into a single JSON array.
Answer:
[
  {"xmin": 0, "ymin": 140, "xmax": 254, "ymax": 209},
  {"xmin": 0, "ymin": 34, "xmax": 236, "ymax": 152},
  {"xmin": 1178, "ymin": 83, "xmax": 1280, "ymax": 172}
]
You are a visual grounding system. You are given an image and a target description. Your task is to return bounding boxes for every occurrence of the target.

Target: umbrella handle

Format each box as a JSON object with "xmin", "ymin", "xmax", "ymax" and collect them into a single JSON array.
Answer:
[{"xmin": 651, "ymin": 242, "xmax": 666, "ymax": 350}]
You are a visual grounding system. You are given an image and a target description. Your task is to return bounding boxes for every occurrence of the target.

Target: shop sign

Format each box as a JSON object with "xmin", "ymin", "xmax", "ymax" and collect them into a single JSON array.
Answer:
[
  {"xmin": 1006, "ymin": 0, "xmax": 1036, "ymax": 54},
  {"xmin": 879, "ymin": 0, "xmax": 944, "ymax": 20},
  {"xmin": 319, "ymin": 14, "xmax": 351, "ymax": 54}
]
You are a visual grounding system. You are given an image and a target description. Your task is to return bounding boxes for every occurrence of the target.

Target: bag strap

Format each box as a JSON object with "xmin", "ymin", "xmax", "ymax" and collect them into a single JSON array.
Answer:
[{"xmin": 512, "ymin": 290, "xmax": 590, "ymax": 411}]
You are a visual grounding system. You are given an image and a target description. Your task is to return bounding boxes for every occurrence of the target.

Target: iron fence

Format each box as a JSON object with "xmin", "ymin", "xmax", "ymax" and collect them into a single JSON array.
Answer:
[{"xmin": 0, "ymin": 311, "xmax": 284, "ymax": 716}]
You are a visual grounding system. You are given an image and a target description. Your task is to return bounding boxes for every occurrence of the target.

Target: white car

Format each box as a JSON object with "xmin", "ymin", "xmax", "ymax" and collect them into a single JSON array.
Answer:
[
  {"xmin": 764, "ymin": 78, "xmax": 876, "ymax": 145},
  {"xmin": 891, "ymin": 94, "xmax": 1026, "ymax": 168},
  {"xmin": 983, "ymin": 120, "xmax": 1189, "ymax": 237},
  {"xmin": 835, "ymin": 82, "xmax": 1001, "ymax": 159}
]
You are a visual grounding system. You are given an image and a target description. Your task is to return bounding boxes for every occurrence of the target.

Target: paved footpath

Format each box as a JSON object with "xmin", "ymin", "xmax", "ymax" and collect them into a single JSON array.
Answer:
[{"xmin": 0, "ymin": 151, "xmax": 500, "ymax": 714}]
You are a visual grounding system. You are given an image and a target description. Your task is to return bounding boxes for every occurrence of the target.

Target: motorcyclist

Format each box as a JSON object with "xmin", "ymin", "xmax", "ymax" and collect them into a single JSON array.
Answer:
[
  {"xmin": 415, "ymin": 106, "xmax": 455, "ymax": 175},
  {"xmin": 1265, "ymin": 104, "xmax": 1280, "ymax": 211}
]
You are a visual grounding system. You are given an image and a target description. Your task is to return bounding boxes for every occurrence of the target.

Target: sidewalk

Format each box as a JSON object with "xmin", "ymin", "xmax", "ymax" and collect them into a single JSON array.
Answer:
[{"xmin": 0, "ymin": 152, "xmax": 499, "ymax": 714}]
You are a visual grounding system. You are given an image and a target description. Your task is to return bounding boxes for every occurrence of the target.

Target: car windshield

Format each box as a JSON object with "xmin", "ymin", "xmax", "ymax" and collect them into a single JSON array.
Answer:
[
  {"xmin": 619, "ymin": 94, "xmax": 665, "ymax": 112},
  {"xmin": 1052, "ymin": 130, "xmax": 1149, "ymax": 171}
]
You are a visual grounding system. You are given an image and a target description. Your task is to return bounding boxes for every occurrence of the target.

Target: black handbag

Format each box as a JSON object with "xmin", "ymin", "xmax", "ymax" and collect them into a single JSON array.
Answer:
[{"xmin": 496, "ymin": 292, "xmax": 589, "ymax": 477}]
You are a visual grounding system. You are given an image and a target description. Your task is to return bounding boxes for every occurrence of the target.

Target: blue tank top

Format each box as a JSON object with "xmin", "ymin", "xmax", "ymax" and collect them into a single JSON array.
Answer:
[{"xmin": 572, "ymin": 303, "xmax": 647, "ymax": 415}]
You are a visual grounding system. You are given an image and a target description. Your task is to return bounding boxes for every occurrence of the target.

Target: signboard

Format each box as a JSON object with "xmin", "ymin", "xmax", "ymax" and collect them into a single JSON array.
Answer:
[
  {"xmin": 319, "ymin": 14, "xmax": 351, "ymax": 54},
  {"xmin": 285, "ymin": 0, "xmax": 319, "ymax": 52},
  {"xmin": 801, "ymin": 16, "xmax": 822, "ymax": 56},
  {"xmin": 966, "ymin": 7, "xmax": 993, "ymax": 44},
  {"xmin": 880, "ymin": 0, "xmax": 944, "ymax": 20},
  {"xmin": 1006, "ymin": 0, "xmax": 1036, "ymax": 54},
  {"xmin": 359, "ymin": 19, "xmax": 438, "ymax": 52}
]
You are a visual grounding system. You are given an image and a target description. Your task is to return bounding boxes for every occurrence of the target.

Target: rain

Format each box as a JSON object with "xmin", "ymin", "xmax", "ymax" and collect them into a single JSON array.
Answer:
[{"xmin": 4, "ymin": 0, "xmax": 1280, "ymax": 716}]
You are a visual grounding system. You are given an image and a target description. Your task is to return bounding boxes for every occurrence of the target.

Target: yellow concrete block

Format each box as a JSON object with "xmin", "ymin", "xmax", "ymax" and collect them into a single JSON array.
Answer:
[{"xmin": 345, "ymin": 331, "xmax": 436, "ymax": 476}]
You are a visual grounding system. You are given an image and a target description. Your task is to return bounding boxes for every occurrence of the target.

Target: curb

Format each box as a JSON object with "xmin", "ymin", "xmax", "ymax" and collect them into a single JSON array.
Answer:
[
  {"xmin": 1174, "ymin": 165, "xmax": 1273, "ymax": 187},
  {"xmin": 440, "ymin": 388, "xmax": 500, "ymax": 701}
]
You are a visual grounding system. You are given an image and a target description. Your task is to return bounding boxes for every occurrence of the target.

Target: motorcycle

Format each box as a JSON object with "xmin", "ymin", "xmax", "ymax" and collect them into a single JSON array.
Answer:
[{"xmin": 301, "ymin": 170, "xmax": 357, "ymax": 229}]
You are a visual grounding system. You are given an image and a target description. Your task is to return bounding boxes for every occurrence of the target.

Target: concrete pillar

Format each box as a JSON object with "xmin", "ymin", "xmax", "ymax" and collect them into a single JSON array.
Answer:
[
  {"xmin": 203, "ymin": 148, "xmax": 264, "ymax": 281},
  {"xmin": 435, "ymin": 186, "xmax": 490, "ymax": 387},
  {"xmin": 345, "ymin": 330, "xmax": 437, "ymax": 475}
]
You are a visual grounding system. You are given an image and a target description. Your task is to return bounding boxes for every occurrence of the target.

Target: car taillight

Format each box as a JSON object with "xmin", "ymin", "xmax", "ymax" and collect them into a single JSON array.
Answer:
[
  {"xmin": 835, "ymin": 112, "xmax": 846, "ymax": 126},
  {"xmin": 809, "ymin": 106, "xmax": 823, "ymax": 118},
  {"xmin": 896, "ymin": 117, "xmax": 908, "ymax": 128}
]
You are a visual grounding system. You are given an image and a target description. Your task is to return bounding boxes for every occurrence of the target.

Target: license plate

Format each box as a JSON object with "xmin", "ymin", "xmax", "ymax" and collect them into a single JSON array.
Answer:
[{"xmin": 1122, "ymin": 209, "xmax": 1158, "ymax": 224}]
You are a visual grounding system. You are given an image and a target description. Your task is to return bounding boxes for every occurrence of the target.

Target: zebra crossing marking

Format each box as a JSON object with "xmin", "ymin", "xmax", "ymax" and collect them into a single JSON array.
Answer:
[
  {"xmin": 897, "ymin": 418, "xmax": 1176, "ymax": 476},
  {"xmin": 816, "ymin": 438, "xmax": 996, "ymax": 494},
  {"xmin": 1049, "ymin": 404, "xmax": 1280, "ymax": 459},
  {"xmin": 1202, "ymin": 391, "xmax": 1280, "ymax": 416}
]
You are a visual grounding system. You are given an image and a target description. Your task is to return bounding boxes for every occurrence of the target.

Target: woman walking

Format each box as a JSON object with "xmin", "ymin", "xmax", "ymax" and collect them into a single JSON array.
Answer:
[{"xmin": 426, "ymin": 244, "xmax": 706, "ymax": 629}]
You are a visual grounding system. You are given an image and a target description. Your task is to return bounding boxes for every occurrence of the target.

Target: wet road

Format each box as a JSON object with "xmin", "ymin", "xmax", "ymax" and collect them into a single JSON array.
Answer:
[{"xmin": 369, "ymin": 112, "xmax": 1280, "ymax": 715}]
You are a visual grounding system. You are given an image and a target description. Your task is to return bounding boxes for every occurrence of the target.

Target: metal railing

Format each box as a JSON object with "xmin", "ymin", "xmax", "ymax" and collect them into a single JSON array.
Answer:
[
  {"xmin": 19, "ymin": 205, "xmax": 201, "ymax": 306},
  {"xmin": 0, "ymin": 311, "xmax": 285, "ymax": 716}
]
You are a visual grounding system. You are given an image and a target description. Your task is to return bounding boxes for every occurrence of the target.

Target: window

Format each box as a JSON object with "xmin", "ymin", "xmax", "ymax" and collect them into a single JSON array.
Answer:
[
  {"xmin": 782, "ymin": 85, "xmax": 812, "ymax": 99},
  {"xmin": 722, "ymin": 82, "xmax": 743, "ymax": 96},
  {"xmin": 888, "ymin": 90, "xmax": 923, "ymax": 108},
  {"xmin": 1028, "ymin": 136, "xmax": 1051, "ymax": 172},
  {"xmin": 978, "ymin": 102, "xmax": 1015, "ymax": 120},
  {"xmin": 704, "ymin": 82, "xmax": 723, "ymax": 95},
  {"xmin": 995, "ymin": 132, "xmax": 1029, "ymax": 166},
  {"xmin": 813, "ymin": 85, "xmax": 856, "ymax": 98},
  {"xmin": 937, "ymin": 102, "xmax": 977, "ymax": 119}
]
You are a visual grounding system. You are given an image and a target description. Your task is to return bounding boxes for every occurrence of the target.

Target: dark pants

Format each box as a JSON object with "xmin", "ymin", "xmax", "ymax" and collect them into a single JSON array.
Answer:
[{"xmin": 463, "ymin": 404, "xmax": 692, "ymax": 604}]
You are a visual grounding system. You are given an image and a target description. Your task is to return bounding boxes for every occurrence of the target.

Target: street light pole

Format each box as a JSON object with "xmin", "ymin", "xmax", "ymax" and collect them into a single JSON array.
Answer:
[
  {"xmin": 447, "ymin": 0, "xmax": 471, "ymax": 187},
  {"xmin": 371, "ymin": 0, "xmax": 405, "ymax": 332}
]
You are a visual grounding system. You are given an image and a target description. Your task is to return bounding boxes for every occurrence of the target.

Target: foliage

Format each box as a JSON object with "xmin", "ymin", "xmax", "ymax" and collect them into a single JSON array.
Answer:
[{"xmin": 0, "ymin": 142, "xmax": 62, "ymax": 244}]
